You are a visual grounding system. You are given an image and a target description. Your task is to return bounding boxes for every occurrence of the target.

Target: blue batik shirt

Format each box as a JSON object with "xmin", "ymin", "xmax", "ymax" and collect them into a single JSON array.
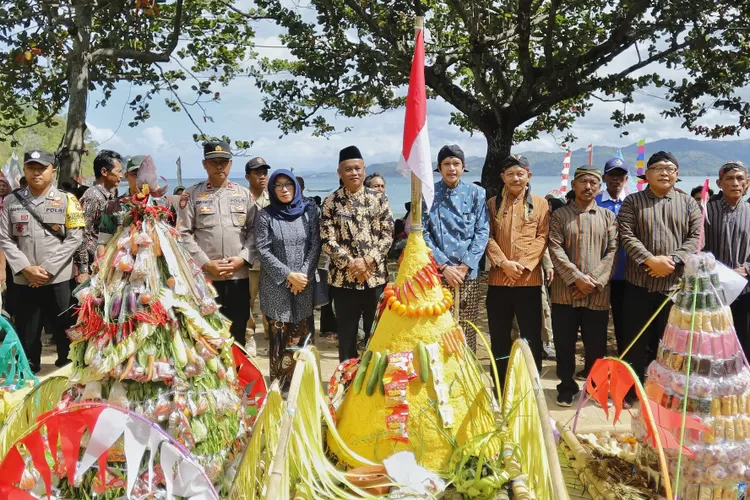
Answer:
[
  {"xmin": 422, "ymin": 179, "xmax": 490, "ymax": 280},
  {"xmin": 595, "ymin": 189, "xmax": 627, "ymax": 280}
]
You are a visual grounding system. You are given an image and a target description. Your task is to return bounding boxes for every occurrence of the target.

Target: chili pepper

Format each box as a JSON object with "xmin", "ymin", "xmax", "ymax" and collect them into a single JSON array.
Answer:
[
  {"xmin": 405, "ymin": 280, "xmax": 419, "ymax": 301},
  {"xmin": 394, "ymin": 285, "xmax": 401, "ymax": 302},
  {"xmin": 413, "ymin": 273, "xmax": 427, "ymax": 296}
]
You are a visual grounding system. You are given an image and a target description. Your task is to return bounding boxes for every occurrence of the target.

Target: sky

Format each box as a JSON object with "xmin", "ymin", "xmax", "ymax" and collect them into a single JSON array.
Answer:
[{"xmin": 82, "ymin": 13, "xmax": 750, "ymax": 180}]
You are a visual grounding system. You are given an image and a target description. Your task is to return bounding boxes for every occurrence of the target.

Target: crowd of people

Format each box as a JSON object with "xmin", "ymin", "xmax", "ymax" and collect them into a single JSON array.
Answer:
[{"xmin": 0, "ymin": 142, "xmax": 748, "ymax": 406}]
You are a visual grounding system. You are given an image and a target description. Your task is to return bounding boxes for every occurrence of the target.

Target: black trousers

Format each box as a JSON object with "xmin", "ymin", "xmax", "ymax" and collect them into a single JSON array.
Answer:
[
  {"xmin": 622, "ymin": 282, "xmax": 673, "ymax": 384},
  {"xmin": 213, "ymin": 278, "xmax": 250, "ymax": 344},
  {"xmin": 320, "ymin": 302, "xmax": 337, "ymax": 333},
  {"xmin": 551, "ymin": 304, "xmax": 608, "ymax": 396},
  {"xmin": 330, "ymin": 285, "xmax": 383, "ymax": 361},
  {"xmin": 731, "ymin": 292, "xmax": 750, "ymax": 358},
  {"xmin": 610, "ymin": 280, "xmax": 626, "ymax": 353},
  {"xmin": 486, "ymin": 285, "xmax": 543, "ymax": 388},
  {"xmin": 16, "ymin": 280, "xmax": 75, "ymax": 368}
]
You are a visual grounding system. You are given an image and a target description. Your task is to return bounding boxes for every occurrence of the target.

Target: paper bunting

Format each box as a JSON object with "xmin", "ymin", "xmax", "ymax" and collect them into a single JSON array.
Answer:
[
  {"xmin": 0, "ymin": 403, "xmax": 219, "ymax": 499},
  {"xmin": 586, "ymin": 358, "xmax": 634, "ymax": 424},
  {"xmin": 123, "ymin": 415, "xmax": 150, "ymax": 497},
  {"xmin": 645, "ymin": 400, "xmax": 709, "ymax": 458}
]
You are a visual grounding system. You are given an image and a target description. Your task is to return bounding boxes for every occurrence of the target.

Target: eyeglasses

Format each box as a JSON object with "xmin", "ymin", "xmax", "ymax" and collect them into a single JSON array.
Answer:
[
  {"xmin": 274, "ymin": 183, "xmax": 295, "ymax": 191},
  {"xmin": 647, "ymin": 166, "xmax": 677, "ymax": 174}
]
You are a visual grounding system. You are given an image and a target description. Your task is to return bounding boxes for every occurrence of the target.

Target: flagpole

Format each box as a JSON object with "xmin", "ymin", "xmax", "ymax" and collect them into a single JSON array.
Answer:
[{"xmin": 410, "ymin": 15, "xmax": 424, "ymax": 232}]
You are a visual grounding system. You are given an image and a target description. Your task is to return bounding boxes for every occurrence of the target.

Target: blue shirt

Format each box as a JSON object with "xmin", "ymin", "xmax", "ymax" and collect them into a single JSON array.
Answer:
[
  {"xmin": 595, "ymin": 190, "xmax": 627, "ymax": 280},
  {"xmin": 422, "ymin": 180, "xmax": 490, "ymax": 280}
]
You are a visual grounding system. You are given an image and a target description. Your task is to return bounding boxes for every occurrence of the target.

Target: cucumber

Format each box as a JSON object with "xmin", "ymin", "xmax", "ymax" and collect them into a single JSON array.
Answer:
[
  {"xmin": 365, "ymin": 352, "xmax": 383, "ymax": 396},
  {"xmin": 378, "ymin": 350, "xmax": 390, "ymax": 395},
  {"xmin": 417, "ymin": 342, "xmax": 430, "ymax": 382},
  {"xmin": 352, "ymin": 350, "xmax": 373, "ymax": 394}
]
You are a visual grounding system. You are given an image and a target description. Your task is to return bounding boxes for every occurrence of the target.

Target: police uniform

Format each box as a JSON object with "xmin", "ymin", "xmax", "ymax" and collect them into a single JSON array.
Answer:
[
  {"xmin": 176, "ymin": 142, "xmax": 258, "ymax": 343},
  {"xmin": 0, "ymin": 150, "xmax": 85, "ymax": 370}
]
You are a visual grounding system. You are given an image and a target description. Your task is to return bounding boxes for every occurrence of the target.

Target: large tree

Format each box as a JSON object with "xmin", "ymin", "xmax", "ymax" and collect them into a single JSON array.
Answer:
[
  {"xmin": 252, "ymin": 0, "xmax": 750, "ymax": 194},
  {"xmin": 0, "ymin": 0, "xmax": 263, "ymax": 182}
]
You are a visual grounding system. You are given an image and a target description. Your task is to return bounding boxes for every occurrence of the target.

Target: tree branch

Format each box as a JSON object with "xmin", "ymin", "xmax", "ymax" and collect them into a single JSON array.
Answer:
[
  {"xmin": 544, "ymin": 0, "xmax": 560, "ymax": 62},
  {"xmin": 527, "ymin": 39, "xmax": 691, "ymax": 120},
  {"xmin": 575, "ymin": 0, "xmax": 651, "ymax": 71},
  {"xmin": 516, "ymin": 0, "xmax": 535, "ymax": 84},
  {"xmin": 89, "ymin": 0, "xmax": 183, "ymax": 63}
]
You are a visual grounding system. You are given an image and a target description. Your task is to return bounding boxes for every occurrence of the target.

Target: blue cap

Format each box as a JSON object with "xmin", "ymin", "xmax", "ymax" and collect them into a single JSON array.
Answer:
[{"xmin": 603, "ymin": 157, "xmax": 628, "ymax": 175}]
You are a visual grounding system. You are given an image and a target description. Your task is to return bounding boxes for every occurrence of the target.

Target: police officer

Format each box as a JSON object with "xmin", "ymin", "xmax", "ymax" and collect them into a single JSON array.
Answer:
[
  {"xmin": 176, "ymin": 141, "xmax": 258, "ymax": 343},
  {"xmin": 0, "ymin": 150, "xmax": 85, "ymax": 372}
]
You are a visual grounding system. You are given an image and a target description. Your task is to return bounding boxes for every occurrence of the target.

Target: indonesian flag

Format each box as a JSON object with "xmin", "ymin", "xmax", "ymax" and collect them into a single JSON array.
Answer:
[{"xmin": 396, "ymin": 28, "xmax": 434, "ymax": 210}]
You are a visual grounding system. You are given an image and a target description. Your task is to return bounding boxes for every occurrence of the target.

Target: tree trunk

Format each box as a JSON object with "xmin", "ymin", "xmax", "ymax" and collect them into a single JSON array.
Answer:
[
  {"xmin": 57, "ymin": 1, "xmax": 92, "ymax": 185},
  {"xmin": 480, "ymin": 128, "xmax": 514, "ymax": 199}
]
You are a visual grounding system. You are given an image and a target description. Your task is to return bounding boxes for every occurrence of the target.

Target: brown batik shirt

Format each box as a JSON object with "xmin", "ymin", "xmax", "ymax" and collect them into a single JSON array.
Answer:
[{"xmin": 320, "ymin": 186, "xmax": 394, "ymax": 290}]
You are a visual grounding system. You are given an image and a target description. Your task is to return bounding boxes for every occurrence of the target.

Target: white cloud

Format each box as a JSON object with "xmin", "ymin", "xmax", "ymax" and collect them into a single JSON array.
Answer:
[
  {"xmin": 137, "ymin": 126, "xmax": 167, "ymax": 151},
  {"xmin": 86, "ymin": 122, "xmax": 129, "ymax": 150}
]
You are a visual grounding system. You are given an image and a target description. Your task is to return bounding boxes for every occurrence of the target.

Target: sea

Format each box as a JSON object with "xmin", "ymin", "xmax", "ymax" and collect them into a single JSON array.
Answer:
[{"xmin": 156, "ymin": 173, "xmax": 715, "ymax": 218}]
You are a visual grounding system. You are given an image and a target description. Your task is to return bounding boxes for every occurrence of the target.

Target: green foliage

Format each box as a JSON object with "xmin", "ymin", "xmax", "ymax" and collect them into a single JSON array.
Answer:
[
  {"xmin": 251, "ymin": 0, "xmax": 750, "ymax": 191},
  {"xmin": 0, "ymin": 111, "xmax": 96, "ymax": 177},
  {"xmin": 0, "ymin": 0, "xmax": 262, "ymax": 152}
]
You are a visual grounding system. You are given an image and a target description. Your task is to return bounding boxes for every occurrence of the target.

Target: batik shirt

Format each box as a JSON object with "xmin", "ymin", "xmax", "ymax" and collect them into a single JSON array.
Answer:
[
  {"xmin": 422, "ymin": 180, "xmax": 490, "ymax": 280},
  {"xmin": 74, "ymin": 184, "xmax": 115, "ymax": 275},
  {"xmin": 320, "ymin": 186, "xmax": 394, "ymax": 289}
]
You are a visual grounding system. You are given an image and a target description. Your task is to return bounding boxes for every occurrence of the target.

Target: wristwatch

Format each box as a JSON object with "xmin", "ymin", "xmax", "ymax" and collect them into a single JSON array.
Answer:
[{"xmin": 672, "ymin": 255, "xmax": 682, "ymax": 265}]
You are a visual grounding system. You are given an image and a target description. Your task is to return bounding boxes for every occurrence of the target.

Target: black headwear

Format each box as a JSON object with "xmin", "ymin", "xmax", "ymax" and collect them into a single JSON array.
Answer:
[
  {"xmin": 637, "ymin": 151, "xmax": 680, "ymax": 181},
  {"xmin": 435, "ymin": 144, "xmax": 466, "ymax": 172},
  {"xmin": 339, "ymin": 146, "xmax": 363, "ymax": 164},
  {"xmin": 647, "ymin": 151, "xmax": 679, "ymax": 168},
  {"xmin": 499, "ymin": 155, "xmax": 530, "ymax": 173}
]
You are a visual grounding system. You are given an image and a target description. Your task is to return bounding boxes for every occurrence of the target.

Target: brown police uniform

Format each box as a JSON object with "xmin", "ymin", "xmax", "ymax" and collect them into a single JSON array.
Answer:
[
  {"xmin": 176, "ymin": 142, "xmax": 258, "ymax": 343},
  {"xmin": 0, "ymin": 150, "xmax": 85, "ymax": 370}
]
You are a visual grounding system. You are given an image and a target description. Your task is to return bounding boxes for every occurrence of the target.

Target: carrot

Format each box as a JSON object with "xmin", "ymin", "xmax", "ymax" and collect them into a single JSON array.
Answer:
[
  {"xmin": 120, "ymin": 356, "xmax": 135, "ymax": 381},
  {"xmin": 146, "ymin": 354, "xmax": 155, "ymax": 381},
  {"xmin": 197, "ymin": 335, "xmax": 219, "ymax": 356},
  {"xmin": 442, "ymin": 333, "xmax": 454, "ymax": 355},
  {"xmin": 451, "ymin": 330, "xmax": 464, "ymax": 359}
]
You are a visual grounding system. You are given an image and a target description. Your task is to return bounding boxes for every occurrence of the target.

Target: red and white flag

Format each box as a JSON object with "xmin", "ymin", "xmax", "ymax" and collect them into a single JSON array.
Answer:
[
  {"xmin": 396, "ymin": 28, "xmax": 434, "ymax": 210},
  {"xmin": 587, "ymin": 144, "xmax": 593, "ymax": 165},
  {"xmin": 559, "ymin": 151, "xmax": 572, "ymax": 194}
]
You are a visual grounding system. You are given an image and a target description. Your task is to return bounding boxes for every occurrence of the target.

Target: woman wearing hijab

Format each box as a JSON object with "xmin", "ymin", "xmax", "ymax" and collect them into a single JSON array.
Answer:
[{"xmin": 256, "ymin": 169, "xmax": 321, "ymax": 388}]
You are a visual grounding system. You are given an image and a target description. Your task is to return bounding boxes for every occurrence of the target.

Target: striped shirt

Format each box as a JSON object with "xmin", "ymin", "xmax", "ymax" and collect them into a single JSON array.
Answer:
[
  {"xmin": 486, "ymin": 190, "xmax": 549, "ymax": 287},
  {"xmin": 618, "ymin": 186, "xmax": 702, "ymax": 293},
  {"xmin": 704, "ymin": 197, "xmax": 750, "ymax": 296},
  {"xmin": 549, "ymin": 202, "xmax": 618, "ymax": 310}
]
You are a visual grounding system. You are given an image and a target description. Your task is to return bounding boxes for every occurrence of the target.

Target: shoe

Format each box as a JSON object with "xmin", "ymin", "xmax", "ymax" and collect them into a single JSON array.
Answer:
[
  {"xmin": 30, "ymin": 363, "xmax": 41, "ymax": 374},
  {"xmin": 543, "ymin": 342, "xmax": 556, "ymax": 361},
  {"xmin": 575, "ymin": 370, "xmax": 589, "ymax": 382},
  {"xmin": 54, "ymin": 358, "xmax": 71, "ymax": 368},
  {"xmin": 556, "ymin": 392, "xmax": 575, "ymax": 407}
]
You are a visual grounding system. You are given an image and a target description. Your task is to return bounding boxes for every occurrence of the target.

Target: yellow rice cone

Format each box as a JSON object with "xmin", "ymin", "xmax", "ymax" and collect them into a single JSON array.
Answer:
[{"xmin": 327, "ymin": 231, "xmax": 496, "ymax": 473}]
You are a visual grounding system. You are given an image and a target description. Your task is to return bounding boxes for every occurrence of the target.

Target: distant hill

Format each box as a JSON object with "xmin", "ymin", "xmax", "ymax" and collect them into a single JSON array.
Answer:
[{"xmin": 352, "ymin": 138, "xmax": 750, "ymax": 177}]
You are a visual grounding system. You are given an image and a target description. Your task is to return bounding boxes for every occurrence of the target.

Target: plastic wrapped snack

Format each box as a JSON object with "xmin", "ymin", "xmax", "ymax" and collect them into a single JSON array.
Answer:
[{"xmin": 635, "ymin": 253, "xmax": 750, "ymax": 495}]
